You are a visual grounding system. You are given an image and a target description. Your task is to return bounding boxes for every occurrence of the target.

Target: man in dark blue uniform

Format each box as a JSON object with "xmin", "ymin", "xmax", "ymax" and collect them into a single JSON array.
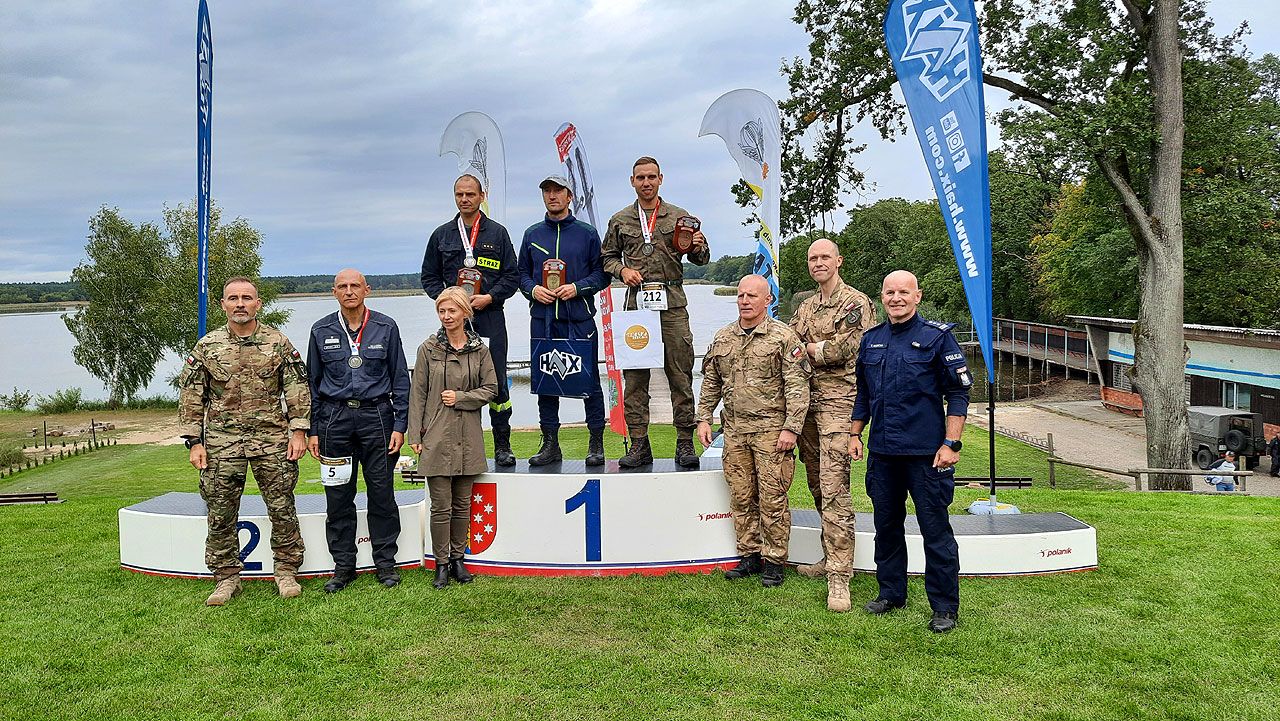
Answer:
[
  {"xmin": 307, "ymin": 269, "xmax": 412, "ymax": 592},
  {"xmin": 517, "ymin": 174, "xmax": 611, "ymax": 466},
  {"xmin": 421, "ymin": 173, "xmax": 520, "ymax": 466},
  {"xmin": 850, "ymin": 270, "xmax": 972, "ymax": 633}
]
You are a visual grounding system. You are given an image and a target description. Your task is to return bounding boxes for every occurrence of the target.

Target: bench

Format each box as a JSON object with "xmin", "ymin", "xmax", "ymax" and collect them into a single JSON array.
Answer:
[{"xmin": 0, "ymin": 492, "xmax": 61, "ymax": 505}]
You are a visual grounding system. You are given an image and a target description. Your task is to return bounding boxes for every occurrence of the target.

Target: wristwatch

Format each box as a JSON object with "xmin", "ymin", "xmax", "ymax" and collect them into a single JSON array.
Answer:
[
  {"xmin": 184, "ymin": 437, "xmax": 204, "ymax": 449},
  {"xmin": 942, "ymin": 438, "xmax": 963, "ymax": 452}
]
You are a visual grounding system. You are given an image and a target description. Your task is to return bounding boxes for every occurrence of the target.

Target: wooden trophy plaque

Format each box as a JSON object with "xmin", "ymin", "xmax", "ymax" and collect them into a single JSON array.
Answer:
[
  {"xmin": 457, "ymin": 268, "xmax": 483, "ymax": 296},
  {"xmin": 542, "ymin": 259, "xmax": 567, "ymax": 290},
  {"xmin": 672, "ymin": 215, "xmax": 700, "ymax": 254}
]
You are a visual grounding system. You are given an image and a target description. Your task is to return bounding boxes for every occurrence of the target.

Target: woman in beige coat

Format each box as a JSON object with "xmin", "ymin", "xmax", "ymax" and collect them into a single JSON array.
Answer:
[{"xmin": 407, "ymin": 287, "xmax": 498, "ymax": 589}]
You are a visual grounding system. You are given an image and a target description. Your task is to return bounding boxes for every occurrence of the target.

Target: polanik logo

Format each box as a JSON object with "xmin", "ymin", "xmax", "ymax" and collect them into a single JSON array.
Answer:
[
  {"xmin": 539, "ymin": 349, "xmax": 583, "ymax": 380},
  {"xmin": 898, "ymin": 0, "xmax": 972, "ymax": 102}
]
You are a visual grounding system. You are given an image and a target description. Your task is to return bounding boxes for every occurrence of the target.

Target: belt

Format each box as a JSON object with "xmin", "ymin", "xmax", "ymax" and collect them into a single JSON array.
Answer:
[
  {"xmin": 636, "ymin": 279, "xmax": 682, "ymax": 287},
  {"xmin": 322, "ymin": 396, "xmax": 390, "ymax": 409}
]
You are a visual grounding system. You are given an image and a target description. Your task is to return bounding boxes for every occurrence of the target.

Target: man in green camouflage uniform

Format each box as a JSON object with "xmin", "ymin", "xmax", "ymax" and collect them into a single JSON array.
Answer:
[
  {"xmin": 788, "ymin": 238, "xmax": 876, "ymax": 612},
  {"xmin": 602, "ymin": 156, "xmax": 710, "ymax": 468},
  {"xmin": 697, "ymin": 275, "xmax": 810, "ymax": 588},
  {"xmin": 178, "ymin": 277, "xmax": 311, "ymax": 606}
]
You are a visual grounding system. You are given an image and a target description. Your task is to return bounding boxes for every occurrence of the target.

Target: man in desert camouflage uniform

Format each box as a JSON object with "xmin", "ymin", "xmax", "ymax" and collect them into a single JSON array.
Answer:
[
  {"xmin": 697, "ymin": 274, "xmax": 810, "ymax": 588},
  {"xmin": 788, "ymin": 238, "xmax": 876, "ymax": 612},
  {"xmin": 602, "ymin": 156, "xmax": 710, "ymax": 468},
  {"xmin": 178, "ymin": 277, "xmax": 311, "ymax": 606}
]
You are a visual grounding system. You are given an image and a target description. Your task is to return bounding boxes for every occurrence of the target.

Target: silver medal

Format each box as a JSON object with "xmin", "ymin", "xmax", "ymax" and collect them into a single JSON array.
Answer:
[
  {"xmin": 642, "ymin": 243, "xmax": 654, "ymax": 257},
  {"xmin": 463, "ymin": 256, "xmax": 476, "ymax": 268},
  {"xmin": 348, "ymin": 356, "xmax": 363, "ymax": 369}
]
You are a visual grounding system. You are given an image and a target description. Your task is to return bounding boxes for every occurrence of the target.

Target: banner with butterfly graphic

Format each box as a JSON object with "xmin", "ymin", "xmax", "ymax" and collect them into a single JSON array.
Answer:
[
  {"xmin": 439, "ymin": 111, "xmax": 507, "ymax": 225},
  {"xmin": 699, "ymin": 89, "xmax": 783, "ymax": 317}
]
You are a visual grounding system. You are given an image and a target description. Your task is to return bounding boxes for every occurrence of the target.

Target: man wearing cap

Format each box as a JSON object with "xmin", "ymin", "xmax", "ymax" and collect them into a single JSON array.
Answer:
[
  {"xmin": 421, "ymin": 174, "xmax": 520, "ymax": 466},
  {"xmin": 517, "ymin": 175, "xmax": 611, "ymax": 466},
  {"xmin": 306, "ymin": 269, "xmax": 412, "ymax": 592},
  {"xmin": 601, "ymin": 156, "xmax": 710, "ymax": 468}
]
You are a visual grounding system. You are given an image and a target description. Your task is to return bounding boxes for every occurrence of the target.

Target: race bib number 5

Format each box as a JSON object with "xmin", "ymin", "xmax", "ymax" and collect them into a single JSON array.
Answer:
[{"xmin": 319, "ymin": 455, "xmax": 354, "ymax": 486}]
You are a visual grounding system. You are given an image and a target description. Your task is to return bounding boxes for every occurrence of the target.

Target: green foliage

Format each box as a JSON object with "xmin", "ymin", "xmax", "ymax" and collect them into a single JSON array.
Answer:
[
  {"xmin": 0, "ymin": 388, "xmax": 32, "ymax": 411},
  {"xmin": 34, "ymin": 388, "xmax": 84, "ymax": 415},
  {"xmin": 684, "ymin": 254, "xmax": 755, "ymax": 285},
  {"xmin": 0, "ymin": 281, "xmax": 85, "ymax": 305},
  {"xmin": 0, "ymin": 446, "xmax": 24, "ymax": 467}
]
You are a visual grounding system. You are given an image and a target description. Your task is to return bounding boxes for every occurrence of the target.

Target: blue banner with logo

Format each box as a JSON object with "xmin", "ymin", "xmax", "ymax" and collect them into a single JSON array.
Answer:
[
  {"xmin": 196, "ymin": 0, "xmax": 213, "ymax": 336},
  {"xmin": 884, "ymin": 0, "xmax": 994, "ymax": 380}
]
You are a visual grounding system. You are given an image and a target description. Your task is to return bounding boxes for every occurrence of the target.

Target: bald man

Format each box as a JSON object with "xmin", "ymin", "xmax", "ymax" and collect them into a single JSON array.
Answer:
[
  {"xmin": 697, "ymin": 275, "xmax": 810, "ymax": 588},
  {"xmin": 850, "ymin": 270, "xmax": 971, "ymax": 632},
  {"xmin": 788, "ymin": 238, "xmax": 876, "ymax": 612},
  {"xmin": 306, "ymin": 269, "xmax": 412, "ymax": 592}
]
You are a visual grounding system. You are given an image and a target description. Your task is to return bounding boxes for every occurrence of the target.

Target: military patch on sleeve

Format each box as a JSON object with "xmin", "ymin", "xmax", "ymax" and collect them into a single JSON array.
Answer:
[
  {"xmin": 790, "ymin": 345, "xmax": 805, "ymax": 361},
  {"xmin": 184, "ymin": 354, "xmax": 197, "ymax": 366},
  {"xmin": 956, "ymin": 365, "xmax": 973, "ymax": 387},
  {"xmin": 291, "ymin": 349, "xmax": 302, "ymax": 360},
  {"xmin": 843, "ymin": 303, "xmax": 862, "ymax": 327}
]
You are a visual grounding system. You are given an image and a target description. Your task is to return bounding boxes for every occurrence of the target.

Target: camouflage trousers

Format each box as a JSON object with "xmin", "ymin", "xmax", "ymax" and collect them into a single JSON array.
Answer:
[
  {"xmin": 200, "ymin": 453, "xmax": 304, "ymax": 580},
  {"xmin": 798, "ymin": 414, "xmax": 854, "ymax": 578},
  {"xmin": 623, "ymin": 306, "xmax": 696, "ymax": 436},
  {"xmin": 722, "ymin": 429, "xmax": 796, "ymax": 565}
]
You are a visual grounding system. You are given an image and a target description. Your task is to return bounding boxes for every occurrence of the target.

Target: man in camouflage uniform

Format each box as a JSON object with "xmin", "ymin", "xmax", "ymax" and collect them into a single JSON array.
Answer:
[
  {"xmin": 178, "ymin": 277, "xmax": 311, "ymax": 606},
  {"xmin": 602, "ymin": 156, "xmax": 710, "ymax": 468},
  {"xmin": 788, "ymin": 238, "xmax": 876, "ymax": 612},
  {"xmin": 697, "ymin": 275, "xmax": 810, "ymax": 588}
]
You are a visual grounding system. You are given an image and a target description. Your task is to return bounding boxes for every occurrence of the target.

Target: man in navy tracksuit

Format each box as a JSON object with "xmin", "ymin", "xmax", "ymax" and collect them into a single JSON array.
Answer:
[
  {"xmin": 420, "ymin": 173, "xmax": 520, "ymax": 466},
  {"xmin": 517, "ymin": 174, "xmax": 611, "ymax": 466}
]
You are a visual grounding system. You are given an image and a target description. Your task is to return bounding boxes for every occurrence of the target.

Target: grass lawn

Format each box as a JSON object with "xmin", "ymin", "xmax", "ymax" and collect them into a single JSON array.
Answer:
[{"xmin": 0, "ymin": 427, "xmax": 1275, "ymax": 720}]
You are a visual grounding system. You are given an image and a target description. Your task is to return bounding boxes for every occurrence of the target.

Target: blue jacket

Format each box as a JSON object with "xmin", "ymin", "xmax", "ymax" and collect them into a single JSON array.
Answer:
[
  {"xmin": 306, "ymin": 308, "xmax": 412, "ymax": 433},
  {"xmin": 852, "ymin": 312, "xmax": 971, "ymax": 455},
  {"xmin": 420, "ymin": 212, "xmax": 519, "ymax": 336},
  {"xmin": 517, "ymin": 213, "xmax": 610, "ymax": 329}
]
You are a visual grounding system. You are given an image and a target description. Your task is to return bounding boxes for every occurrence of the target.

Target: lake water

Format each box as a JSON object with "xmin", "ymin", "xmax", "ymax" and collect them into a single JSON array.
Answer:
[{"xmin": 0, "ymin": 285, "xmax": 739, "ymax": 428}]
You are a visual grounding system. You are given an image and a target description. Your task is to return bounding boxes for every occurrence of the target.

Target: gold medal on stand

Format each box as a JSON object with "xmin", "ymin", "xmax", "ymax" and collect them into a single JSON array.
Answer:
[
  {"xmin": 672, "ymin": 215, "xmax": 700, "ymax": 255},
  {"xmin": 457, "ymin": 268, "xmax": 483, "ymax": 296},
  {"xmin": 542, "ymin": 259, "xmax": 567, "ymax": 290}
]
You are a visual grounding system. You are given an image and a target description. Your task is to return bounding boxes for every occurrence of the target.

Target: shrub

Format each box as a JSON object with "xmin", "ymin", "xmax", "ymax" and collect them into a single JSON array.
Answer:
[
  {"xmin": 35, "ymin": 388, "xmax": 84, "ymax": 414},
  {"xmin": 0, "ymin": 446, "xmax": 26, "ymax": 467},
  {"xmin": 0, "ymin": 387, "xmax": 32, "ymax": 411}
]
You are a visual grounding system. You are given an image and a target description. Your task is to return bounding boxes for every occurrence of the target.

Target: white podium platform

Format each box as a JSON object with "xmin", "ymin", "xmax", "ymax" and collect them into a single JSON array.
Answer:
[{"xmin": 119, "ymin": 458, "xmax": 1097, "ymax": 579}]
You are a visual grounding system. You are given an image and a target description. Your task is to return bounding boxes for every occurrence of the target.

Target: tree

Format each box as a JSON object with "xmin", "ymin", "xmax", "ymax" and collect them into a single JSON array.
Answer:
[
  {"xmin": 780, "ymin": 0, "xmax": 1236, "ymax": 487},
  {"xmin": 63, "ymin": 208, "xmax": 169, "ymax": 406},
  {"xmin": 156, "ymin": 201, "xmax": 288, "ymax": 356}
]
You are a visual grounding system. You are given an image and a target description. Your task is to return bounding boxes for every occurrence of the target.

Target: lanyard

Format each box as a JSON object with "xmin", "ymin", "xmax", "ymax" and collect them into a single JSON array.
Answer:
[
  {"xmin": 456, "ymin": 214, "xmax": 481, "ymax": 264},
  {"xmin": 346, "ymin": 308, "xmax": 370, "ymax": 356},
  {"xmin": 636, "ymin": 199, "xmax": 661, "ymax": 246}
]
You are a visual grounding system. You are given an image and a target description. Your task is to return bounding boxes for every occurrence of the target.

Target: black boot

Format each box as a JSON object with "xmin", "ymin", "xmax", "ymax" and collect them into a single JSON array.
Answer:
[
  {"xmin": 618, "ymin": 436, "xmax": 653, "ymax": 468},
  {"xmin": 493, "ymin": 427, "xmax": 516, "ymax": 467},
  {"xmin": 528, "ymin": 428, "xmax": 562, "ymax": 466},
  {"xmin": 450, "ymin": 557, "xmax": 474, "ymax": 584},
  {"xmin": 376, "ymin": 567, "xmax": 401, "ymax": 588},
  {"xmin": 432, "ymin": 562, "xmax": 450, "ymax": 589},
  {"xmin": 761, "ymin": 562, "xmax": 785, "ymax": 588},
  {"xmin": 323, "ymin": 568, "xmax": 357, "ymax": 593},
  {"xmin": 675, "ymin": 433, "xmax": 700, "ymax": 469},
  {"xmin": 724, "ymin": 552, "xmax": 763, "ymax": 580},
  {"xmin": 586, "ymin": 427, "xmax": 605, "ymax": 466}
]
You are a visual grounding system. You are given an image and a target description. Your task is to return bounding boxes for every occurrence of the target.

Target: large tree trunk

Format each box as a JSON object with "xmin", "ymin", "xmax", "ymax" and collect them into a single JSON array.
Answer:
[{"xmin": 1137, "ymin": 0, "xmax": 1191, "ymax": 490}]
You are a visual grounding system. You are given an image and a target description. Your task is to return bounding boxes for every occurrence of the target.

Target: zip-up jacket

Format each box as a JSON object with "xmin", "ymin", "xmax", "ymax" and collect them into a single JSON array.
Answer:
[
  {"xmin": 517, "ymin": 212, "xmax": 610, "ymax": 326},
  {"xmin": 420, "ymin": 212, "xmax": 518, "ymax": 336}
]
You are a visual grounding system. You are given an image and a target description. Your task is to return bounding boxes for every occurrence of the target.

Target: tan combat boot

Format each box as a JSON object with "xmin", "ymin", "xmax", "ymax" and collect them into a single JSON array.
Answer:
[
  {"xmin": 826, "ymin": 575, "xmax": 851, "ymax": 613},
  {"xmin": 275, "ymin": 570, "xmax": 302, "ymax": 599},
  {"xmin": 796, "ymin": 558, "xmax": 826, "ymax": 579},
  {"xmin": 205, "ymin": 575, "xmax": 242, "ymax": 606}
]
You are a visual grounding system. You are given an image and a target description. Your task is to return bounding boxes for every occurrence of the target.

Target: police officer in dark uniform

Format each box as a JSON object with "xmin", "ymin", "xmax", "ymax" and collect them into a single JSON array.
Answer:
[
  {"xmin": 850, "ymin": 270, "xmax": 971, "ymax": 633},
  {"xmin": 307, "ymin": 269, "xmax": 412, "ymax": 592},
  {"xmin": 421, "ymin": 173, "xmax": 520, "ymax": 466}
]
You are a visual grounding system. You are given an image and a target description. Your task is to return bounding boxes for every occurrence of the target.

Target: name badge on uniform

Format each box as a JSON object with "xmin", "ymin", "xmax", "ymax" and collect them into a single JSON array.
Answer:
[
  {"xmin": 638, "ymin": 282, "xmax": 668, "ymax": 311},
  {"xmin": 319, "ymin": 455, "xmax": 353, "ymax": 486}
]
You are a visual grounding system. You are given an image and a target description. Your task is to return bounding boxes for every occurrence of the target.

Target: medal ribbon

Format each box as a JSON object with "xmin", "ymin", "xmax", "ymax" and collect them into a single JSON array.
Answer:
[
  {"xmin": 456, "ymin": 214, "xmax": 482, "ymax": 265},
  {"xmin": 347, "ymin": 308, "xmax": 370, "ymax": 357},
  {"xmin": 636, "ymin": 199, "xmax": 661, "ymax": 247}
]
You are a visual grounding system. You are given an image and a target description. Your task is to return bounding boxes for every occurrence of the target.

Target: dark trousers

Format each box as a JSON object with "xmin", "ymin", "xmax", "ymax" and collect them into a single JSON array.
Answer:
[
  {"xmin": 315, "ymin": 400, "xmax": 401, "ymax": 571},
  {"xmin": 477, "ymin": 321, "xmax": 512, "ymax": 435},
  {"xmin": 534, "ymin": 317, "xmax": 605, "ymax": 430},
  {"xmin": 865, "ymin": 453, "xmax": 960, "ymax": 613}
]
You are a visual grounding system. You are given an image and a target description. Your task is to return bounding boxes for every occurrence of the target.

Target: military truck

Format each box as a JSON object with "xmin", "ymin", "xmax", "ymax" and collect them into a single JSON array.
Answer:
[{"xmin": 1188, "ymin": 406, "xmax": 1266, "ymax": 470}]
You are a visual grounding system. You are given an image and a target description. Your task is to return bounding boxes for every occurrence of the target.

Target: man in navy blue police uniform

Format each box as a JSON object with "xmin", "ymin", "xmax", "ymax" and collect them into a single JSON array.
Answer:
[
  {"xmin": 421, "ymin": 173, "xmax": 520, "ymax": 466},
  {"xmin": 307, "ymin": 269, "xmax": 412, "ymax": 592},
  {"xmin": 849, "ymin": 269, "xmax": 972, "ymax": 633},
  {"xmin": 517, "ymin": 174, "xmax": 611, "ymax": 467}
]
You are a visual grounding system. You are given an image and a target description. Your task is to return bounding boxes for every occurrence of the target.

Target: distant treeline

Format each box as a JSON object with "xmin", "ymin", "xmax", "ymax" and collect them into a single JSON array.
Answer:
[{"xmin": 2, "ymin": 257, "xmax": 752, "ymax": 305}]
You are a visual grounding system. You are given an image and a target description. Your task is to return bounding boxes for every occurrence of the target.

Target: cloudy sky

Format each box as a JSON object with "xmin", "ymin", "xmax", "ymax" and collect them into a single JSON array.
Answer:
[{"xmin": 1, "ymin": 0, "xmax": 1275, "ymax": 282}]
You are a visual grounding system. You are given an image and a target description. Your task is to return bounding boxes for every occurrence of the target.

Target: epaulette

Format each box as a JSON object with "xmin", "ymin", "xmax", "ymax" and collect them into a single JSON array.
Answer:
[{"xmin": 924, "ymin": 319, "xmax": 955, "ymax": 331}]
